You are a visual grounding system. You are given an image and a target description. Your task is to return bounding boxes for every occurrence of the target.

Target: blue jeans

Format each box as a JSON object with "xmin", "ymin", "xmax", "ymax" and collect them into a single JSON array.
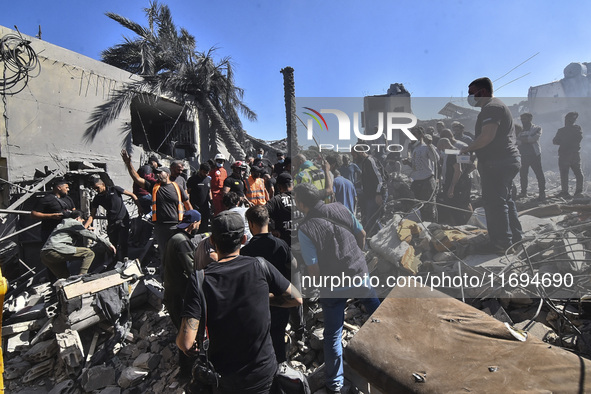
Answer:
[
  {"xmin": 320, "ymin": 289, "xmax": 380, "ymax": 391},
  {"xmin": 478, "ymin": 157, "xmax": 523, "ymax": 248}
]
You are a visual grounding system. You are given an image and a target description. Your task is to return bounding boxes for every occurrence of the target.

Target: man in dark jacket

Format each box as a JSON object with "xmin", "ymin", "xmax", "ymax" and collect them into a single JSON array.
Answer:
[{"xmin": 553, "ymin": 111, "xmax": 584, "ymax": 197}]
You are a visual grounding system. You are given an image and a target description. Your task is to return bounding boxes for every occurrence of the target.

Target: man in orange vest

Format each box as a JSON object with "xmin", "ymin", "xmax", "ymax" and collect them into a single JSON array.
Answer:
[
  {"xmin": 121, "ymin": 150, "xmax": 192, "ymax": 264},
  {"xmin": 245, "ymin": 167, "xmax": 269, "ymax": 206}
]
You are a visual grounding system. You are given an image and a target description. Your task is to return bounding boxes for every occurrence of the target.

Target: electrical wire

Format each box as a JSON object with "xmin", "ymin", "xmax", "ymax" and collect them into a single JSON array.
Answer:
[{"xmin": 1, "ymin": 30, "xmax": 40, "ymax": 95}]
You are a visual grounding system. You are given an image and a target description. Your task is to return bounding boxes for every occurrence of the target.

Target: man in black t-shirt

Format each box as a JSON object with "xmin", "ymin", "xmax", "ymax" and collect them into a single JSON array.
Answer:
[
  {"xmin": 461, "ymin": 77, "xmax": 523, "ymax": 252},
  {"xmin": 241, "ymin": 206, "xmax": 293, "ymax": 363},
  {"xmin": 32, "ymin": 178, "xmax": 76, "ymax": 243},
  {"xmin": 187, "ymin": 162, "xmax": 212, "ymax": 233},
  {"xmin": 177, "ymin": 211, "xmax": 302, "ymax": 393},
  {"xmin": 84, "ymin": 179, "xmax": 138, "ymax": 262},
  {"xmin": 223, "ymin": 161, "xmax": 248, "ymax": 203},
  {"xmin": 272, "ymin": 151, "xmax": 288, "ymax": 177}
]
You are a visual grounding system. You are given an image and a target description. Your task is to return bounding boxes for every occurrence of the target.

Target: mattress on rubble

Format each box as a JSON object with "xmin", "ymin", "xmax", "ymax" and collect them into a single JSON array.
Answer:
[{"xmin": 344, "ymin": 286, "xmax": 591, "ymax": 393}]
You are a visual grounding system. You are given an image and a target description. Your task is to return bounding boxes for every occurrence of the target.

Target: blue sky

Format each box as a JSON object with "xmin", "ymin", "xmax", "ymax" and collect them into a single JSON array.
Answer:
[{"xmin": 3, "ymin": 0, "xmax": 590, "ymax": 141}]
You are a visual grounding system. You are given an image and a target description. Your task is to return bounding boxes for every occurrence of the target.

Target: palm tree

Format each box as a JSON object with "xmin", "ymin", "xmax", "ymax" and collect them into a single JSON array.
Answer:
[{"xmin": 84, "ymin": 1, "xmax": 255, "ymax": 160}]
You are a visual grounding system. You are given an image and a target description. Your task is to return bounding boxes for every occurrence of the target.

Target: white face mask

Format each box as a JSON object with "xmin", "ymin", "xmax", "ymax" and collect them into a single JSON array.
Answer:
[
  {"xmin": 467, "ymin": 94, "xmax": 478, "ymax": 107},
  {"xmin": 217, "ymin": 162, "xmax": 223, "ymax": 168}
]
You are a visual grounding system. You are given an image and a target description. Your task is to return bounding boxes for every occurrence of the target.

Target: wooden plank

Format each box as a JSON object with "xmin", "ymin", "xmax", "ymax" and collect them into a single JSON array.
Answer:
[{"xmin": 62, "ymin": 260, "xmax": 143, "ymax": 300}]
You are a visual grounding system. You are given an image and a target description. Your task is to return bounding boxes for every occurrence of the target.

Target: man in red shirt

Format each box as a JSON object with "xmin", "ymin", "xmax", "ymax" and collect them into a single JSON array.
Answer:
[{"xmin": 210, "ymin": 153, "xmax": 228, "ymax": 215}]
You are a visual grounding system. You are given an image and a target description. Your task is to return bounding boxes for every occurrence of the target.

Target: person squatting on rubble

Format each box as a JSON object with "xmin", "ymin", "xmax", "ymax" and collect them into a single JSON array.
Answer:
[
  {"xmin": 41, "ymin": 211, "xmax": 116, "ymax": 279},
  {"xmin": 351, "ymin": 148, "xmax": 387, "ymax": 235},
  {"xmin": 404, "ymin": 126, "xmax": 439, "ymax": 223},
  {"xmin": 162, "ymin": 209, "xmax": 204, "ymax": 379},
  {"xmin": 240, "ymin": 205, "xmax": 295, "ymax": 363},
  {"xmin": 516, "ymin": 112, "xmax": 546, "ymax": 201},
  {"xmin": 84, "ymin": 178, "xmax": 137, "ymax": 263},
  {"xmin": 121, "ymin": 149, "xmax": 192, "ymax": 263},
  {"xmin": 210, "ymin": 153, "xmax": 228, "ymax": 215},
  {"xmin": 461, "ymin": 77, "xmax": 523, "ymax": 253},
  {"xmin": 294, "ymin": 182, "xmax": 380, "ymax": 394},
  {"xmin": 31, "ymin": 178, "xmax": 76, "ymax": 244},
  {"xmin": 187, "ymin": 162, "xmax": 213, "ymax": 233},
  {"xmin": 553, "ymin": 111, "xmax": 584, "ymax": 197},
  {"xmin": 176, "ymin": 210, "xmax": 302, "ymax": 394}
]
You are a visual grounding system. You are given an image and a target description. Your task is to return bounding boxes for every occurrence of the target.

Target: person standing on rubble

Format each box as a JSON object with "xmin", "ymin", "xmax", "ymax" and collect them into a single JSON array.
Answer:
[
  {"xmin": 170, "ymin": 160, "xmax": 188, "ymax": 193},
  {"xmin": 553, "ymin": 111, "xmax": 584, "ymax": 197},
  {"xmin": 402, "ymin": 126, "xmax": 439, "ymax": 223},
  {"xmin": 210, "ymin": 153, "xmax": 228, "ymax": 215},
  {"xmin": 41, "ymin": 211, "xmax": 116, "ymax": 279},
  {"xmin": 351, "ymin": 148, "xmax": 387, "ymax": 235},
  {"xmin": 177, "ymin": 211, "xmax": 302, "ymax": 394},
  {"xmin": 31, "ymin": 178, "xmax": 77, "ymax": 243},
  {"xmin": 461, "ymin": 77, "xmax": 523, "ymax": 253},
  {"xmin": 84, "ymin": 178, "xmax": 138, "ymax": 263},
  {"xmin": 163, "ymin": 209, "xmax": 203, "ymax": 379},
  {"xmin": 121, "ymin": 149, "xmax": 192, "ymax": 264},
  {"xmin": 294, "ymin": 182, "xmax": 380, "ymax": 394},
  {"xmin": 187, "ymin": 162, "xmax": 213, "ymax": 233},
  {"xmin": 241, "ymin": 205, "xmax": 294, "ymax": 363},
  {"xmin": 516, "ymin": 112, "xmax": 546, "ymax": 201}
]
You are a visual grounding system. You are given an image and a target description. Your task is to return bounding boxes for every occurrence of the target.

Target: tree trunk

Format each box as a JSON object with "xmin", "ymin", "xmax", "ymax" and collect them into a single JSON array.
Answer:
[
  {"xmin": 202, "ymin": 96, "xmax": 245, "ymax": 160},
  {"xmin": 281, "ymin": 67, "xmax": 298, "ymax": 157}
]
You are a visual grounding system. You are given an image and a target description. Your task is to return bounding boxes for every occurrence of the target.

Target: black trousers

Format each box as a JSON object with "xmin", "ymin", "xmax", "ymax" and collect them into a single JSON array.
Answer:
[{"xmin": 520, "ymin": 154, "xmax": 546, "ymax": 194}]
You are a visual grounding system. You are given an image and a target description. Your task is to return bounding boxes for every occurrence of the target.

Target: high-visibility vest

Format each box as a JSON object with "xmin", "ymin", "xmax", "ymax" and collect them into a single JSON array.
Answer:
[
  {"xmin": 246, "ymin": 176, "xmax": 268, "ymax": 205},
  {"xmin": 152, "ymin": 182, "xmax": 184, "ymax": 222}
]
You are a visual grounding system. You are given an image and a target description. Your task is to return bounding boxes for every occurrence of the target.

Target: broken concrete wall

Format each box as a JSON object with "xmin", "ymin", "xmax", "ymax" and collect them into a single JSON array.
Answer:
[{"xmin": 0, "ymin": 25, "xmax": 150, "ymax": 194}]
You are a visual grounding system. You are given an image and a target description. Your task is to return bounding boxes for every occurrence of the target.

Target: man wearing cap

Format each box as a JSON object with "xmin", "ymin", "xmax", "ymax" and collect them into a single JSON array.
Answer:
[
  {"xmin": 210, "ymin": 153, "xmax": 228, "ymax": 215},
  {"xmin": 121, "ymin": 150, "xmax": 192, "ymax": 263},
  {"xmin": 516, "ymin": 112, "xmax": 546, "ymax": 200},
  {"xmin": 163, "ymin": 209, "xmax": 203, "ymax": 379},
  {"xmin": 32, "ymin": 178, "xmax": 77, "ymax": 243},
  {"xmin": 41, "ymin": 211, "xmax": 116, "ymax": 279},
  {"xmin": 177, "ymin": 211, "xmax": 302, "ymax": 393},
  {"xmin": 84, "ymin": 179, "xmax": 138, "ymax": 262},
  {"xmin": 554, "ymin": 111, "xmax": 584, "ymax": 197}
]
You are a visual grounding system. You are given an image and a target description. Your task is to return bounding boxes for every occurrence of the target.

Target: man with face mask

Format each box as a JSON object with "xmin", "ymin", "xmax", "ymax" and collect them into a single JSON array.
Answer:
[
  {"xmin": 553, "ymin": 111, "xmax": 584, "ymax": 197},
  {"xmin": 224, "ymin": 161, "xmax": 249, "ymax": 206},
  {"xmin": 273, "ymin": 151, "xmax": 288, "ymax": 176},
  {"xmin": 461, "ymin": 77, "xmax": 523, "ymax": 254},
  {"xmin": 516, "ymin": 113, "xmax": 546, "ymax": 200}
]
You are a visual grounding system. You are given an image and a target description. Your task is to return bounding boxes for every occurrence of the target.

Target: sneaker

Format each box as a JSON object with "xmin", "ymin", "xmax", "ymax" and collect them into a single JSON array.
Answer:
[
  {"xmin": 537, "ymin": 192, "xmax": 546, "ymax": 201},
  {"xmin": 557, "ymin": 191, "xmax": 572, "ymax": 198}
]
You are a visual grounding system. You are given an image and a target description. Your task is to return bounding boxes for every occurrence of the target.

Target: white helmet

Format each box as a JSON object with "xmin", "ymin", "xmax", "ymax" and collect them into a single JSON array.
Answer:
[{"xmin": 214, "ymin": 153, "xmax": 225, "ymax": 161}]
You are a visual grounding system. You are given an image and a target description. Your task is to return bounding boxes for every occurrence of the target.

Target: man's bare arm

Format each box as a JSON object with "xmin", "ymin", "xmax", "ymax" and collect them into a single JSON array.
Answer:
[
  {"xmin": 176, "ymin": 317, "xmax": 200, "ymax": 355},
  {"xmin": 121, "ymin": 150, "xmax": 147, "ymax": 189},
  {"xmin": 269, "ymin": 284, "xmax": 303, "ymax": 308}
]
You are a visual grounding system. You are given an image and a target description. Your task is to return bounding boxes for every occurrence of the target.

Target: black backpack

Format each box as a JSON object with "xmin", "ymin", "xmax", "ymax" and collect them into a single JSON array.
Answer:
[{"xmin": 272, "ymin": 362, "xmax": 311, "ymax": 394}]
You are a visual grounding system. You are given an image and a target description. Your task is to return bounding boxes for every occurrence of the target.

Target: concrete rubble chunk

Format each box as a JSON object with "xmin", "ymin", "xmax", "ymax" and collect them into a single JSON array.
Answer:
[
  {"xmin": 3, "ymin": 317, "xmax": 48, "ymax": 336},
  {"xmin": 22, "ymin": 358, "xmax": 54, "ymax": 383},
  {"xmin": 310, "ymin": 327, "xmax": 324, "ymax": 350},
  {"xmin": 23, "ymin": 338, "xmax": 58, "ymax": 363},
  {"xmin": 132, "ymin": 352, "xmax": 162, "ymax": 371},
  {"xmin": 98, "ymin": 387, "xmax": 121, "ymax": 394},
  {"xmin": 56, "ymin": 329, "xmax": 85, "ymax": 370},
  {"xmin": 3, "ymin": 360, "xmax": 31, "ymax": 380},
  {"xmin": 6, "ymin": 330, "xmax": 30, "ymax": 352},
  {"xmin": 48, "ymin": 379, "xmax": 75, "ymax": 394},
  {"xmin": 81, "ymin": 365, "xmax": 117, "ymax": 392},
  {"xmin": 117, "ymin": 366, "xmax": 149, "ymax": 389}
]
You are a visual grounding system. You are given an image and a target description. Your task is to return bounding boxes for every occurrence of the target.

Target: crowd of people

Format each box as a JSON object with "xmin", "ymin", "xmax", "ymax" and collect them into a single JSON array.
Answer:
[{"xmin": 29, "ymin": 76, "xmax": 586, "ymax": 394}]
